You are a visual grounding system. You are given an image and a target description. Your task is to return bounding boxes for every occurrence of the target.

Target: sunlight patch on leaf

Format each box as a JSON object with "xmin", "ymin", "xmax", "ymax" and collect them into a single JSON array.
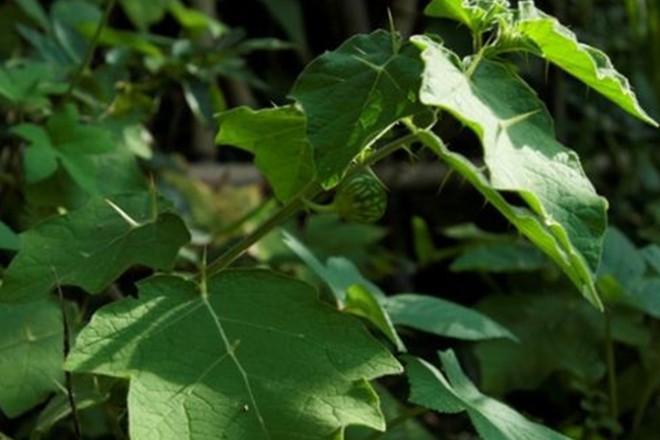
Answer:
[{"xmin": 66, "ymin": 270, "xmax": 402, "ymax": 440}]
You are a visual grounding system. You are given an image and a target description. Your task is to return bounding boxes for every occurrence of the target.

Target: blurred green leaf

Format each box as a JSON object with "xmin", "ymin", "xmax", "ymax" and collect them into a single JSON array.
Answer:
[
  {"xmin": 451, "ymin": 242, "xmax": 546, "ymax": 272},
  {"xmin": 474, "ymin": 293, "xmax": 606, "ymax": 394},
  {"xmin": 0, "ymin": 221, "xmax": 19, "ymax": 251},
  {"xmin": 119, "ymin": 0, "xmax": 169, "ymax": 30},
  {"xmin": 13, "ymin": 104, "xmax": 115, "ymax": 193}
]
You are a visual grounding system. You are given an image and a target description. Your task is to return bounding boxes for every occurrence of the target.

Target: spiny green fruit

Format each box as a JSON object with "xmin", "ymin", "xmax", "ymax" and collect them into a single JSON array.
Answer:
[{"xmin": 333, "ymin": 171, "xmax": 387, "ymax": 223}]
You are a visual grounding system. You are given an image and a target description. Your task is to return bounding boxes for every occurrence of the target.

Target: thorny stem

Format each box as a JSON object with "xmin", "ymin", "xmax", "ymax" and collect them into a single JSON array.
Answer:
[
  {"xmin": 61, "ymin": 0, "xmax": 117, "ymax": 106},
  {"xmin": 204, "ymin": 131, "xmax": 419, "ymax": 278}
]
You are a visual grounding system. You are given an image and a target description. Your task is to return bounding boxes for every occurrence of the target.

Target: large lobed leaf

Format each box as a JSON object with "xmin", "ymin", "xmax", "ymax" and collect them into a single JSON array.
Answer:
[
  {"xmin": 216, "ymin": 106, "xmax": 315, "ymax": 201},
  {"xmin": 66, "ymin": 270, "xmax": 402, "ymax": 440},
  {"xmin": 291, "ymin": 30, "xmax": 423, "ymax": 186},
  {"xmin": 0, "ymin": 192, "xmax": 189, "ymax": 302},
  {"xmin": 412, "ymin": 36, "xmax": 608, "ymax": 307},
  {"xmin": 0, "ymin": 299, "xmax": 63, "ymax": 417},
  {"xmin": 405, "ymin": 350, "xmax": 572, "ymax": 440},
  {"xmin": 516, "ymin": 1, "xmax": 658, "ymax": 127}
]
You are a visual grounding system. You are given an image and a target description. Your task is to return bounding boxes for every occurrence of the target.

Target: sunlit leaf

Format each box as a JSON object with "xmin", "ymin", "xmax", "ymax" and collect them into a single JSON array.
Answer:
[
  {"xmin": 66, "ymin": 270, "xmax": 402, "ymax": 440},
  {"xmin": 516, "ymin": 0, "xmax": 658, "ymax": 127},
  {"xmin": 412, "ymin": 35, "xmax": 607, "ymax": 307},
  {"xmin": 292, "ymin": 30, "xmax": 423, "ymax": 185},
  {"xmin": 217, "ymin": 106, "xmax": 315, "ymax": 201},
  {"xmin": 0, "ymin": 192, "xmax": 189, "ymax": 302}
]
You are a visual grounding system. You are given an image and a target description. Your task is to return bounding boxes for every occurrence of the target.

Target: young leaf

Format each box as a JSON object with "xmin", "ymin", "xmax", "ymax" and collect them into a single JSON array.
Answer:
[
  {"xmin": 65, "ymin": 270, "xmax": 403, "ymax": 440},
  {"xmin": 412, "ymin": 36, "xmax": 607, "ymax": 307},
  {"xmin": 216, "ymin": 106, "xmax": 315, "ymax": 201},
  {"xmin": 405, "ymin": 350, "xmax": 572, "ymax": 440},
  {"xmin": 516, "ymin": 1, "xmax": 658, "ymax": 127},
  {"xmin": 424, "ymin": 0, "xmax": 509, "ymax": 34},
  {"xmin": 0, "ymin": 192, "xmax": 190, "ymax": 302},
  {"xmin": 386, "ymin": 294, "xmax": 516, "ymax": 341},
  {"xmin": 0, "ymin": 299, "xmax": 63, "ymax": 417},
  {"xmin": 13, "ymin": 104, "xmax": 115, "ymax": 194},
  {"xmin": 291, "ymin": 30, "xmax": 423, "ymax": 186}
]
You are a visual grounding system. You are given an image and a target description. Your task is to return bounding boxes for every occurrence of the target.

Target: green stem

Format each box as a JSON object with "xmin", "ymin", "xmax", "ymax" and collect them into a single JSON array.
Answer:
[
  {"xmin": 61, "ymin": 0, "xmax": 117, "ymax": 106},
  {"xmin": 365, "ymin": 406, "xmax": 428, "ymax": 440},
  {"xmin": 204, "ymin": 131, "xmax": 419, "ymax": 277},
  {"xmin": 603, "ymin": 308, "xmax": 619, "ymax": 438}
]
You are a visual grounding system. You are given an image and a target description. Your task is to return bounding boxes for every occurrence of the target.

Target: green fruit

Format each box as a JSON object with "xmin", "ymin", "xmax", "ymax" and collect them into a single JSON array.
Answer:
[{"xmin": 333, "ymin": 171, "xmax": 387, "ymax": 223}]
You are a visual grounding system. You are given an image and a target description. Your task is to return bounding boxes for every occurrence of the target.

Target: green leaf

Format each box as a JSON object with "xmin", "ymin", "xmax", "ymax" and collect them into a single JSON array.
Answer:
[
  {"xmin": 0, "ymin": 62, "xmax": 61, "ymax": 111},
  {"xmin": 78, "ymin": 24, "xmax": 163, "ymax": 58},
  {"xmin": 412, "ymin": 36, "xmax": 607, "ymax": 307},
  {"xmin": 450, "ymin": 242, "xmax": 546, "ymax": 272},
  {"xmin": 405, "ymin": 350, "xmax": 572, "ymax": 440},
  {"xmin": 516, "ymin": 1, "xmax": 658, "ymax": 127},
  {"xmin": 424, "ymin": 0, "xmax": 509, "ymax": 33},
  {"xmin": 13, "ymin": 104, "xmax": 115, "ymax": 193},
  {"xmin": 597, "ymin": 227, "xmax": 645, "ymax": 293},
  {"xmin": 0, "ymin": 299, "xmax": 63, "ymax": 417},
  {"xmin": 258, "ymin": 0, "xmax": 308, "ymax": 56},
  {"xmin": 0, "ymin": 192, "xmax": 190, "ymax": 302},
  {"xmin": 473, "ymin": 293, "xmax": 606, "ymax": 395},
  {"xmin": 626, "ymin": 279, "xmax": 660, "ymax": 319},
  {"xmin": 119, "ymin": 0, "xmax": 169, "ymax": 30},
  {"xmin": 642, "ymin": 245, "xmax": 660, "ymax": 275},
  {"xmin": 291, "ymin": 30, "xmax": 423, "ymax": 185},
  {"xmin": 346, "ymin": 385, "xmax": 434, "ymax": 440},
  {"xmin": 66, "ymin": 270, "xmax": 403, "ymax": 439},
  {"xmin": 216, "ymin": 106, "xmax": 315, "ymax": 201},
  {"xmin": 282, "ymin": 231, "xmax": 403, "ymax": 350},
  {"xmin": 168, "ymin": 0, "xmax": 227, "ymax": 38},
  {"xmin": 0, "ymin": 221, "xmax": 19, "ymax": 251},
  {"xmin": 386, "ymin": 294, "xmax": 515, "ymax": 341},
  {"xmin": 14, "ymin": 0, "xmax": 50, "ymax": 31}
]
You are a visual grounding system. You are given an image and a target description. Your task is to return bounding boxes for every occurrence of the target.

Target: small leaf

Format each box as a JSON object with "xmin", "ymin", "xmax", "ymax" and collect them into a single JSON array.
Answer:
[
  {"xmin": 291, "ymin": 30, "xmax": 423, "ymax": 185},
  {"xmin": 119, "ymin": 0, "xmax": 169, "ymax": 30},
  {"xmin": 66, "ymin": 270, "xmax": 403, "ymax": 440},
  {"xmin": 13, "ymin": 104, "xmax": 115, "ymax": 194},
  {"xmin": 424, "ymin": 0, "xmax": 509, "ymax": 33},
  {"xmin": 0, "ymin": 192, "xmax": 190, "ymax": 302},
  {"xmin": 0, "ymin": 299, "xmax": 63, "ymax": 417},
  {"xmin": 405, "ymin": 350, "xmax": 572, "ymax": 440},
  {"xmin": 216, "ymin": 106, "xmax": 315, "ymax": 201},
  {"xmin": 386, "ymin": 294, "xmax": 515, "ymax": 341},
  {"xmin": 516, "ymin": 1, "xmax": 658, "ymax": 127},
  {"xmin": 0, "ymin": 221, "xmax": 19, "ymax": 251},
  {"xmin": 412, "ymin": 36, "xmax": 607, "ymax": 307}
]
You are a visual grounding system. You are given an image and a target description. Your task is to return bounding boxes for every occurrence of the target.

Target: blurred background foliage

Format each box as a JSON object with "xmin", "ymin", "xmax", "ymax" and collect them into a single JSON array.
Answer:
[{"xmin": 0, "ymin": 0, "xmax": 659, "ymax": 439}]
